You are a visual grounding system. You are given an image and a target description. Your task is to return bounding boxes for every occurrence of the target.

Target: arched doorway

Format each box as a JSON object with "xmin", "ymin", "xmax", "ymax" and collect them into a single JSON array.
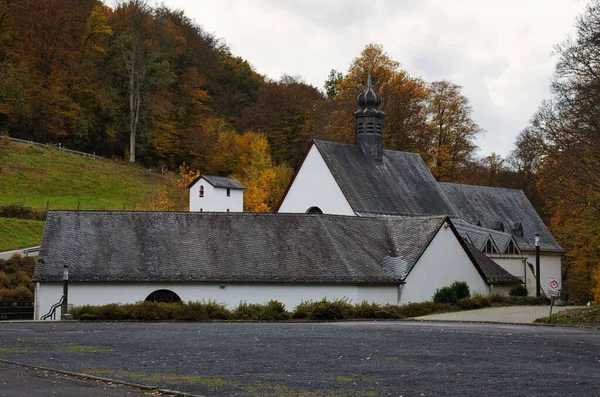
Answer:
[
  {"xmin": 145, "ymin": 289, "xmax": 182, "ymax": 303},
  {"xmin": 306, "ymin": 206, "xmax": 323, "ymax": 214}
]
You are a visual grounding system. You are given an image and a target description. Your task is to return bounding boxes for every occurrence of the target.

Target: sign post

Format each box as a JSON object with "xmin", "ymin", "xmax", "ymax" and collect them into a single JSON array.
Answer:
[{"xmin": 548, "ymin": 278, "xmax": 560, "ymax": 318}]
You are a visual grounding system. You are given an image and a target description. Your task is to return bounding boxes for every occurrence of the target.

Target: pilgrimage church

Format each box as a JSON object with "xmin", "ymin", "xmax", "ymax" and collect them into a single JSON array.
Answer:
[{"xmin": 32, "ymin": 77, "xmax": 562, "ymax": 319}]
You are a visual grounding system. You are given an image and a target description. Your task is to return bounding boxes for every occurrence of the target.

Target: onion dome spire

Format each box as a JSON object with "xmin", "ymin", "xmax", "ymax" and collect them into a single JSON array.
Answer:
[{"xmin": 354, "ymin": 71, "xmax": 385, "ymax": 161}]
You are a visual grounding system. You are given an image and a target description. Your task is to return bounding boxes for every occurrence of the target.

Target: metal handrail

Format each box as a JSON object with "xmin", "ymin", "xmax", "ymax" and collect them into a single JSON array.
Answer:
[{"xmin": 40, "ymin": 295, "xmax": 64, "ymax": 320}]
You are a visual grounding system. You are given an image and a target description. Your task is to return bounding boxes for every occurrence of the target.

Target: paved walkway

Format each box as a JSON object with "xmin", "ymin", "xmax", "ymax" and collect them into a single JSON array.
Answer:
[{"xmin": 414, "ymin": 305, "xmax": 583, "ymax": 324}]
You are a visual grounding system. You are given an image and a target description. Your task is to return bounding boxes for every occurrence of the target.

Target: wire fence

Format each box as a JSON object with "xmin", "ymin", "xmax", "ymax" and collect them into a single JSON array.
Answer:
[{"xmin": 6, "ymin": 136, "xmax": 108, "ymax": 161}]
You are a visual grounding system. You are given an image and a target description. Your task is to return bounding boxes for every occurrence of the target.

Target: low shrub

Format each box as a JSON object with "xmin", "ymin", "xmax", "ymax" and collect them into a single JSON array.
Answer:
[
  {"xmin": 0, "ymin": 204, "xmax": 46, "ymax": 221},
  {"xmin": 353, "ymin": 301, "xmax": 403, "ymax": 319},
  {"xmin": 0, "ymin": 285, "xmax": 34, "ymax": 302},
  {"xmin": 128, "ymin": 301, "xmax": 174, "ymax": 321},
  {"xmin": 396, "ymin": 301, "xmax": 457, "ymax": 318},
  {"xmin": 291, "ymin": 298, "xmax": 354, "ymax": 320},
  {"xmin": 433, "ymin": 281, "xmax": 471, "ymax": 304},
  {"xmin": 451, "ymin": 281, "xmax": 471, "ymax": 300},
  {"xmin": 509, "ymin": 284, "xmax": 529, "ymax": 297},
  {"xmin": 457, "ymin": 294, "xmax": 492, "ymax": 310},
  {"xmin": 233, "ymin": 300, "xmax": 289, "ymax": 321},
  {"xmin": 433, "ymin": 286, "xmax": 458, "ymax": 304},
  {"xmin": 508, "ymin": 296, "xmax": 550, "ymax": 306}
]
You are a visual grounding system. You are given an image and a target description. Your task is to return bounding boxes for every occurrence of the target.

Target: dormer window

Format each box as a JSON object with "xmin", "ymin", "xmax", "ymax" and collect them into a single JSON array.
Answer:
[
  {"xmin": 199, "ymin": 185, "xmax": 204, "ymax": 198},
  {"xmin": 492, "ymin": 221, "xmax": 504, "ymax": 232},
  {"xmin": 505, "ymin": 239, "xmax": 520, "ymax": 255},
  {"xmin": 512, "ymin": 222, "xmax": 524, "ymax": 237},
  {"xmin": 226, "ymin": 188, "xmax": 230, "ymax": 197},
  {"xmin": 483, "ymin": 238, "xmax": 499, "ymax": 254}
]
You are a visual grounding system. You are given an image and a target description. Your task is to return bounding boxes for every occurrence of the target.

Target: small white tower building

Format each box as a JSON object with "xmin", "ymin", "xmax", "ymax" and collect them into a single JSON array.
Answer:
[{"xmin": 188, "ymin": 175, "xmax": 245, "ymax": 212}]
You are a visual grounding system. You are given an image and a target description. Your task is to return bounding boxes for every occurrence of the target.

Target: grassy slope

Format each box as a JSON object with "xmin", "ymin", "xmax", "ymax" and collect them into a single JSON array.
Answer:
[
  {"xmin": 0, "ymin": 141, "xmax": 186, "ymax": 250},
  {"xmin": 0, "ymin": 218, "xmax": 45, "ymax": 251},
  {"xmin": 535, "ymin": 305, "xmax": 600, "ymax": 325},
  {"xmin": 0, "ymin": 142, "xmax": 182, "ymax": 210}
]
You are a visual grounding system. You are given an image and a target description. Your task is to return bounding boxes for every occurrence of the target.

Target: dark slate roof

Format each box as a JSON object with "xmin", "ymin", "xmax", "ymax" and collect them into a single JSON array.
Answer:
[
  {"xmin": 462, "ymin": 241, "xmax": 523, "ymax": 284},
  {"xmin": 187, "ymin": 175, "xmax": 245, "ymax": 190},
  {"xmin": 440, "ymin": 183, "xmax": 563, "ymax": 253},
  {"xmin": 452, "ymin": 219, "xmax": 518, "ymax": 254},
  {"xmin": 313, "ymin": 140, "xmax": 456, "ymax": 217},
  {"xmin": 34, "ymin": 211, "xmax": 447, "ymax": 284}
]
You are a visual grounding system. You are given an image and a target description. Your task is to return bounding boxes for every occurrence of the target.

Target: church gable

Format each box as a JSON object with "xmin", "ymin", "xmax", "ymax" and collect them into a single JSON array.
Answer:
[{"xmin": 277, "ymin": 143, "xmax": 354, "ymax": 215}]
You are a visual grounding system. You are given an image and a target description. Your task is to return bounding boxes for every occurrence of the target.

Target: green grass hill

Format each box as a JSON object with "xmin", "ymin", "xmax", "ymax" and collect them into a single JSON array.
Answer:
[{"xmin": 0, "ymin": 140, "xmax": 186, "ymax": 251}]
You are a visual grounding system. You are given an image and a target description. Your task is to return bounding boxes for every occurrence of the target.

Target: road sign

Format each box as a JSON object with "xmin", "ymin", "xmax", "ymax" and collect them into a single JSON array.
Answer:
[{"xmin": 548, "ymin": 278, "xmax": 560, "ymax": 297}]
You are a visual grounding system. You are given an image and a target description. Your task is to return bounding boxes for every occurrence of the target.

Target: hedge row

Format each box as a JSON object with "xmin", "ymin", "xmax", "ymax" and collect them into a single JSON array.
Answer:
[{"xmin": 73, "ymin": 295, "xmax": 551, "ymax": 322}]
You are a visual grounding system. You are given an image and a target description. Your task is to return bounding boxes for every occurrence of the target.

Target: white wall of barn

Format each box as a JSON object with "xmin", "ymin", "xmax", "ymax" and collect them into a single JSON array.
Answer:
[
  {"xmin": 35, "ymin": 282, "xmax": 401, "ymax": 320},
  {"xmin": 524, "ymin": 252, "xmax": 562, "ymax": 296},
  {"xmin": 277, "ymin": 145, "xmax": 355, "ymax": 215},
  {"xmin": 189, "ymin": 178, "xmax": 243, "ymax": 213},
  {"xmin": 400, "ymin": 225, "xmax": 490, "ymax": 304}
]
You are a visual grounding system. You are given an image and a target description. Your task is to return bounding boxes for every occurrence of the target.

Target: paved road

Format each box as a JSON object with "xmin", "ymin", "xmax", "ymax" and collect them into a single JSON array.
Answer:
[
  {"xmin": 0, "ymin": 361, "xmax": 165, "ymax": 397},
  {"xmin": 415, "ymin": 305, "xmax": 584, "ymax": 324},
  {"xmin": 1, "ymin": 321, "xmax": 599, "ymax": 396}
]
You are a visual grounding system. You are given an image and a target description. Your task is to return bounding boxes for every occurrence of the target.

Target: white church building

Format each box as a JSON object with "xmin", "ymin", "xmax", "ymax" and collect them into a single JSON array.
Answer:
[
  {"xmin": 32, "ymin": 76, "xmax": 560, "ymax": 319},
  {"xmin": 277, "ymin": 75, "xmax": 563, "ymax": 297}
]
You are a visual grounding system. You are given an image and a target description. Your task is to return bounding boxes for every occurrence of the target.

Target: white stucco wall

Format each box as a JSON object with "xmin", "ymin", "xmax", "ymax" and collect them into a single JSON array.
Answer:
[
  {"xmin": 524, "ymin": 252, "xmax": 562, "ymax": 296},
  {"xmin": 189, "ymin": 177, "xmax": 243, "ymax": 212},
  {"xmin": 278, "ymin": 145, "xmax": 355, "ymax": 215},
  {"xmin": 488, "ymin": 255, "xmax": 527, "ymax": 281},
  {"xmin": 36, "ymin": 282, "xmax": 400, "ymax": 319},
  {"xmin": 400, "ymin": 225, "xmax": 490, "ymax": 304}
]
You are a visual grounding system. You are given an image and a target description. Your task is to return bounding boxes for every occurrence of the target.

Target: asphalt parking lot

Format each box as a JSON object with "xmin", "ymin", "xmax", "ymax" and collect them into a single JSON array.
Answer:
[{"xmin": 1, "ymin": 321, "xmax": 599, "ymax": 396}]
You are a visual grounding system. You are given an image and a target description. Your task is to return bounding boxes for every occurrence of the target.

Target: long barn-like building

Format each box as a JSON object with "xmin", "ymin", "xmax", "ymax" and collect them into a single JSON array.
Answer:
[{"xmin": 33, "ymin": 76, "xmax": 559, "ymax": 319}]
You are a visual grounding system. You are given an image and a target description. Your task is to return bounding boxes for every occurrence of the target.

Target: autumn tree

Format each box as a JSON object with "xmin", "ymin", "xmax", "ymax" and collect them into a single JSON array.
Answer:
[
  {"xmin": 426, "ymin": 80, "xmax": 482, "ymax": 180},
  {"xmin": 323, "ymin": 43, "xmax": 430, "ymax": 155},
  {"xmin": 204, "ymin": 130, "xmax": 292, "ymax": 212},
  {"xmin": 324, "ymin": 69, "xmax": 343, "ymax": 99},
  {"xmin": 236, "ymin": 75, "xmax": 328, "ymax": 166},
  {"xmin": 527, "ymin": 1, "xmax": 600, "ymax": 303}
]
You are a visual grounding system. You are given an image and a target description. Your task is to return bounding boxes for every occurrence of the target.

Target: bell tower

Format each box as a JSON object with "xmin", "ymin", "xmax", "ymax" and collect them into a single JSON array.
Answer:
[{"xmin": 354, "ymin": 72, "xmax": 385, "ymax": 161}]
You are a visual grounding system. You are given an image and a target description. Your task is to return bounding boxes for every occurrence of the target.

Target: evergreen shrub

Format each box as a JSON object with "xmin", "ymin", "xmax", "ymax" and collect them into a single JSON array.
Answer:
[{"xmin": 509, "ymin": 284, "xmax": 529, "ymax": 297}]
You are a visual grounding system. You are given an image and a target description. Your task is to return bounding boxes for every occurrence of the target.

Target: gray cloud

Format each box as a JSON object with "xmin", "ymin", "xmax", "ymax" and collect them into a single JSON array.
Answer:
[{"xmin": 162, "ymin": 0, "xmax": 587, "ymax": 157}]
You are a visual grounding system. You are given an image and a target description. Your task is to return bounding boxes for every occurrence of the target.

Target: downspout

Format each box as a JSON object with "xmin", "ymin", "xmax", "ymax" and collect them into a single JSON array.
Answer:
[
  {"xmin": 397, "ymin": 284, "xmax": 403, "ymax": 306},
  {"xmin": 35, "ymin": 282, "xmax": 40, "ymax": 320}
]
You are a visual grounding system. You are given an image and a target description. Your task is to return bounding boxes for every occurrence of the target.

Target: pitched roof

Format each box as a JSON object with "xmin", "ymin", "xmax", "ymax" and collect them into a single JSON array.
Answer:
[
  {"xmin": 313, "ymin": 140, "xmax": 456, "ymax": 217},
  {"xmin": 452, "ymin": 218, "xmax": 518, "ymax": 254},
  {"xmin": 439, "ymin": 183, "xmax": 563, "ymax": 253},
  {"xmin": 34, "ymin": 211, "xmax": 447, "ymax": 284},
  {"xmin": 187, "ymin": 175, "xmax": 245, "ymax": 190},
  {"xmin": 462, "ymin": 241, "xmax": 523, "ymax": 284}
]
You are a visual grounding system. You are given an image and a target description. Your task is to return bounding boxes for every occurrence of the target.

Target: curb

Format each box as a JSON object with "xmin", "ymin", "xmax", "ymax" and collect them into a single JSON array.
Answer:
[{"xmin": 0, "ymin": 359, "xmax": 205, "ymax": 397}]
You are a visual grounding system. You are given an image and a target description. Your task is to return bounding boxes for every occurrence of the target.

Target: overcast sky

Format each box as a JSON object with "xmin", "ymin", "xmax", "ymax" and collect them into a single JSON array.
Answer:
[{"xmin": 153, "ymin": 0, "xmax": 587, "ymax": 158}]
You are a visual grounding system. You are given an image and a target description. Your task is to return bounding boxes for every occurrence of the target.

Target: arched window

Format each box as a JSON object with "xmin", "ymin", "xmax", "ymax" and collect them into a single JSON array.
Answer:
[
  {"xmin": 145, "ymin": 289, "xmax": 181, "ymax": 303},
  {"xmin": 306, "ymin": 206, "xmax": 323, "ymax": 214},
  {"xmin": 199, "ymin": 185, "xmax": 204, "ymax": 197}
]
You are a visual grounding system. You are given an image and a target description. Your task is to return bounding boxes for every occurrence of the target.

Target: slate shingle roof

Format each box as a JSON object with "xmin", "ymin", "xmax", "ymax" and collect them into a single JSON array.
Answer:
[
  {"xmin": 313, "ymin": 140, "xmax": 456, "ymax": 217},
  {"xmin": 440, "ymin": 183, "xmax": 563, "ymax": 253},
  {"xmin": 187, "ymin": 175, "xmax": 245, "ymax": 190},
  {"xmin": 462, "ymin": 241, "xmax": 523, "ymax": 284},
  {"xmin": 34, "ymin": 211, "xmax": 448, "ymax": 284},
  {"xmin": 452, "ymin": 219, "xmax": 518, "ymax": 254}
]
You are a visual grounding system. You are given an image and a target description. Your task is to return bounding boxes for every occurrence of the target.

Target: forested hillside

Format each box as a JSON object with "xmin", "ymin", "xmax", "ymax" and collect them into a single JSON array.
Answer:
[{"xmin": 0, "ymin": 0, "xmax": 599, "ymax": 303}]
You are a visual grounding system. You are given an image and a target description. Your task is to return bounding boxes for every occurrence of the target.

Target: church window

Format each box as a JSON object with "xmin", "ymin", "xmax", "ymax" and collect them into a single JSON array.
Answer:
[
  {"xmin": 227, "ymin": 188, "xmax": 231, "ymax": 197},
  {"xmin": 307, "ymin": 206, "xmax": 323, "ymax": 214},
  {"xmin": 145, "ymin": 289, "xmax": 181, "ymax": 303},
  {"xmin": 505, "ymin": 239, "xmax": 519, "ymax": 255},
  {"xmin": 358, "ymin": 123, "xmax": 365, "ymax": 134},
  {"xmin": 483, "ymin": 238, "xmax": 498, "ymax": 254},
  {"xmin": 366, "ymin": 122, "xmax": 375, "ymax": 133},
  {"xmin": 199, "ymin": 185, "xmax": 204, "ymax": 197}
]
